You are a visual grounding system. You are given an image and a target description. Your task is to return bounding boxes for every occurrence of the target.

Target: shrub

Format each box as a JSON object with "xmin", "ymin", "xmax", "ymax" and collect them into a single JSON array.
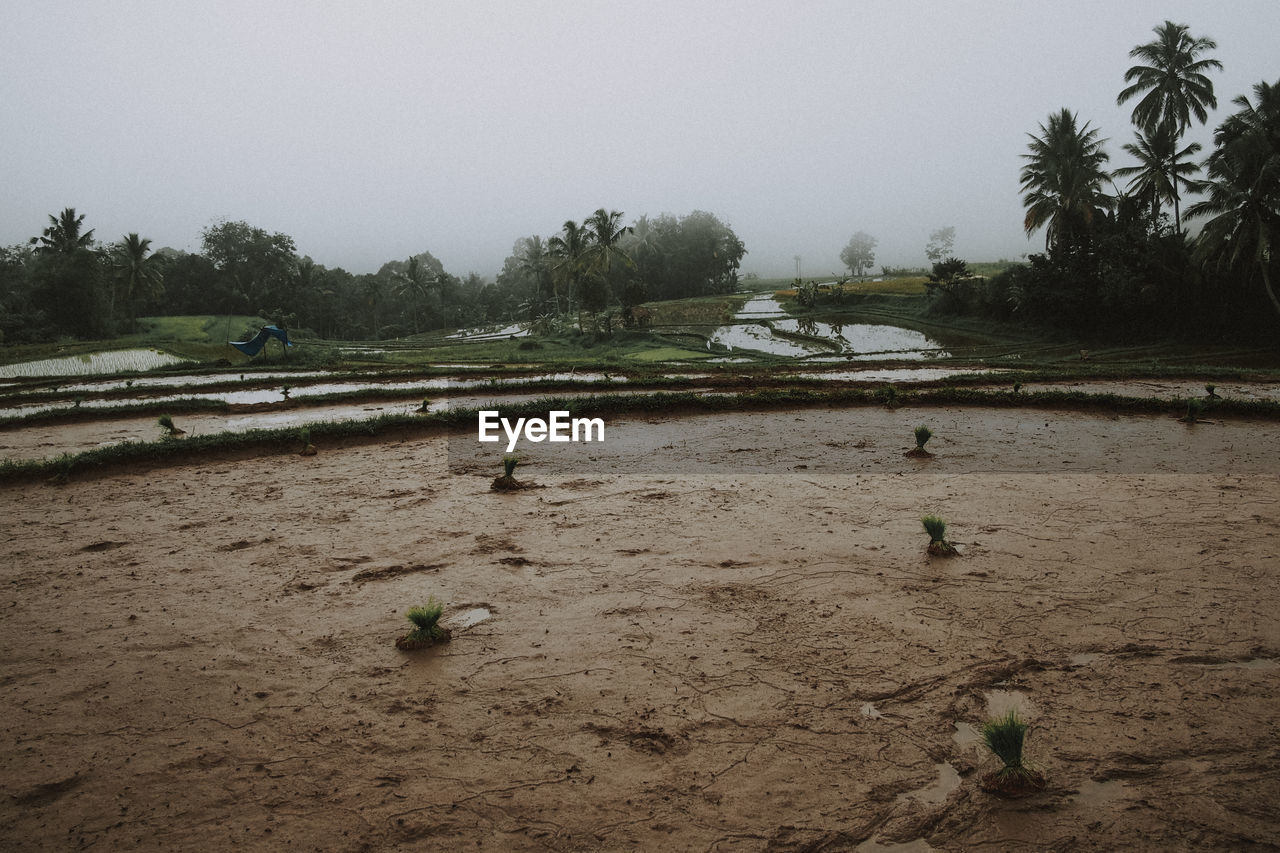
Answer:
[{"xmin": 157, "ymin": 414, "xmax": 185, "ymax": 437}]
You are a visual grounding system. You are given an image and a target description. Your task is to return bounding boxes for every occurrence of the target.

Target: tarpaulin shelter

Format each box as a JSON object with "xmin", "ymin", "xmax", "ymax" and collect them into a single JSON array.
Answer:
[{"xmin": 230, "ymin": 325, "xmax": 293, "ymax": 357}]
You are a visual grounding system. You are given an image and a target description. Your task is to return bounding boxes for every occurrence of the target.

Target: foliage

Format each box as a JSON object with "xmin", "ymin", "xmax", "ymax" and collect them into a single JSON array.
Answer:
[
  {"xmin": 503, "ymin": 455, "xmax": 519, "ymax": 478},
  {"xmin": 914, "ymin": 424, "xmax": 932, "ymax": 450},
  {"xmin": 925, "ymin": 226, "xmax": 956, "ymax": 263},
  {"xmin": 1117, "ymin": 21, "xmax": 1222, "ymax": 137},
  {"xmin": 1020, "ymin": 109, "xmax": 1114, "ymax": 253},
  {"xmin": 404, "ymin": 597, "xmax": 447, "ymax": 642},
  {"xmin": 840, "ymin": 232, "xmax": 877, "ymax": 277}
]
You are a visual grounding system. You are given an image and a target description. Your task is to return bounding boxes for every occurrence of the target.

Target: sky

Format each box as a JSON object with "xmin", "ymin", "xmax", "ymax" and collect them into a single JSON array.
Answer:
[{"xmin": 3, "ymin": 1, "xmax": 1278, "ymax": 279}]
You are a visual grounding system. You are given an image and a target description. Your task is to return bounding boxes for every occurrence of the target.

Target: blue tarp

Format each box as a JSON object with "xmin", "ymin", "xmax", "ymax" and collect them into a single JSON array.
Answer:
[{"xmin": 230, "ymin": 325, "xmax": 293, "ymax": 357}]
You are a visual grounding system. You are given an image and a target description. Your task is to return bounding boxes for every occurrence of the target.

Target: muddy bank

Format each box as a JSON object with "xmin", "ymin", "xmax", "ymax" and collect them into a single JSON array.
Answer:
[{"xmin": 1, "ymin": 407, "xmax": 1278, "ymax": 850}]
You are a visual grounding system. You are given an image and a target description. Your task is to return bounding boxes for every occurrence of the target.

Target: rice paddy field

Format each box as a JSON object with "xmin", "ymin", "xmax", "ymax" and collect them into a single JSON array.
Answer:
[{"xmin": 1, "ymin": 309, "xmax": 1278, "ymax": 850}]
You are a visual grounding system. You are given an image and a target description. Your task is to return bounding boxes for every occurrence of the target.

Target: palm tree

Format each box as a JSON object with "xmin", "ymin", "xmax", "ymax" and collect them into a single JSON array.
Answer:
[
  {"xmin": 110, "ymin": 233, "xmax": 164, "ymax": 331},
  {"xmin": 1117, "ymin": 21, "xmax": 1222, "ymax": 137},
  {"xmin": 392, "ymin": 255, "xmax": 435, "ymax": 333},
  {"xmin": 1112, "ymin": 125, "xmax": 1202, "ymax": 230},
  {"xmin": 547, "ymin": 220, "xmax": 594, "ymax": 322},
  {"xmin": 1020, "ymin": 109, "xmax": 1115, "ymax": 252},
  {"xmin": 31, "ymin": 208, "xmax": 95, "ymax": 254},
  {"xmin": 1186, "ymin": 80, "xmax": 1280, "ymax": 319},
  {"xmin": 514, "ymin": 235, "xmax": 552, "ymax": 318}
]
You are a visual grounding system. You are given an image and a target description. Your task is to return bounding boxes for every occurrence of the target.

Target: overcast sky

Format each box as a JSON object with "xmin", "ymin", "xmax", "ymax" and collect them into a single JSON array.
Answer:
[{"xmin": 3, "ymin": 1, "xmax": 1277, "ymax": 279}]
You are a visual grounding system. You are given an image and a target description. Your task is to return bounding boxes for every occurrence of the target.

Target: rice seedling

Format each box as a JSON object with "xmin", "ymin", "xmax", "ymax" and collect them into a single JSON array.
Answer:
[
  {"xmin": 281, "ymin": 385, "xmax": 292, "ymax": 400},
  {"xmin": 978, "ymin": 709, "xmax": 1046, "ymax": 797},
  {"xmin": 157, "ymin": 414, "xmax": 185, "ymax": 437},
  {"xmin": 395, "ymin": 595, "xmax": 451, "ymax": 650},
  {"xmin": 299, "ymin": 427, "xmax": 316, "ymax": 456},
  {"xmin": 1204, "ymin": 384, "xmax": 1218, "ymax": 398},
  {"xmin": 879, "ymin": 385, "xmax": 899, "ymax": 409},
  {"xmin": 491, "ymin": 454, "xmax": 529, "ymax": 491},
  {"xmin": 418, "ymin": 397, "xmax": 432, "ymax": 413},
  {"xmin": 1179, "ymin": 398, "xmax": 1204, "ymax": 423},
  {"xmin": 1013, "ymin": 382, "xmax": 1022, "ymax": 394},
  {"xmin": 922, "ymin": 515, "xmax": 958, "ymax": 556},
  {"xmin": 905, "ymin": 424, "xmax": 934, "ymax": 458}
]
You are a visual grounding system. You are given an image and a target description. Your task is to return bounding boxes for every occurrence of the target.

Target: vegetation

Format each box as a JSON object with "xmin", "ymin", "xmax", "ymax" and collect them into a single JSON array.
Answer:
[
  {"xmin": 840, "ymin": 232, "xmax": 877, "ymax": 277},
  {"xmin": 911, "ymin": 424, "xmax": 933, "ymax": 454},
  {"xmin": 979, "ymin": 710, "xmax": 1047, "ymax": 796},
  {"xmin": 396, "ymin": 597, "xmax": 450, "ymax": 649},
  {"xmin": 157, "ymin": 414, "xmax": 184, "ymax": 437},
  {"xmin": 492, "ymin": 455, "xmax": 526, "ymax": 491},
  {"xmin": 922, "ymin": 515, "xmax": 957, "ymax": 556},
  {"xmin": 926, "ymin": 22, "xmax": 1278, "ymax": 341}
]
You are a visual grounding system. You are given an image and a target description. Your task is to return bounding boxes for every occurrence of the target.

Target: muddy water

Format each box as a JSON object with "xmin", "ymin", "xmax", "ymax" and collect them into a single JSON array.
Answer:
[{"xmin": 0, "ymin": 348, "xmax": 190, "ymax": 379}]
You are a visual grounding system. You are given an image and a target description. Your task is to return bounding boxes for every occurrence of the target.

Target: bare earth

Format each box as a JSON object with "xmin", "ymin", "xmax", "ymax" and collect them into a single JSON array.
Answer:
[{"xmin": 2, "ymin": 405, "xmax": 1278, "ymax": 851}]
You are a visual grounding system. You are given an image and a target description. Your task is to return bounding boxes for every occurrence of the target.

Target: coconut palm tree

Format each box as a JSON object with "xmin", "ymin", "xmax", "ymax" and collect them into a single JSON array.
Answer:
[
  {"xmin": 1113, "ymin": 125, "xmax": 1202, "ymax": 230},
  {"xmin": 110, "ymin": 233, "xmax": 164, "ymax": 331},
  {"xmin": 393, "ymin": 255, "xmax": 435, "ymax": 333},
  {"xmin": 1186, "ymin": 80, "xmax": 1280, "ymax": 319},
  {"xmin": 1020, "ymin": 109, "xmax": 1115, "ymax": 252},
  {"xmin": 1117, "ymin": 21, "xmax": 1222, "ymax": 137},
  {"xmin": 547, "ymin": 219, "xmax": 594, "ymax": 324},
  {"xmin": 514, "ymin": 235, "xmax": 553, "ymax": 318},
  {"xmin": 31, "ymin": 208, "xmax": 95, "ymax": 254}
]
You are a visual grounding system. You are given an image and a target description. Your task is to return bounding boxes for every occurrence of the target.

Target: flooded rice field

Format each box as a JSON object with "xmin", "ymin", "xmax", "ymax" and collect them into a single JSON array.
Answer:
[{"xmin": 0, "ymin": 348, "xmax": 191, "ymax": 379}]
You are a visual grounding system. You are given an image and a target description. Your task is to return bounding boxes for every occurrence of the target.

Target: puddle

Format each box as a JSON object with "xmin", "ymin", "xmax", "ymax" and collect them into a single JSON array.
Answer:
[
  {"xmin": 985, "ymin": 689, "xmax": 1035, "ymax": 718},
  {"xmin": 788, "ymin": 368, "xmax": 1006, "ymax": 383},
  {"xmin": 446, "ymin": 323, "xmax": 529, "ymax": 341},
  {"xmin": 896, "ymin": 763, "xmax": 960, "ymax": 806},
  {"xmin": 1074, "ymin": 779, "xmax": 1128, "ymax": 806},
  {"xmin": 772, "ymin": 319, "xmax": 947, "ymax": 358},
  {"xmin": 860, "ymin": 702, "xmax": 884, "ymax": 719},
  {"xmin": 1070, "ymin": 652, "xmax": 1103, "ymax": 667},
  {"xmin": 733, "ymin": 294, "xmax": 788, "ymax": 319},
  {"xmin": 709, "ymin": 323, "xmax": 825, "ymax": 357},
  {"xmin": 0, "ymin": 349, "xmax": 190, "ymax": 379},
  {"xmin": 446, "ymin": 607, "xmax": 492, "ymax": 629},
  {"xmin": 856, "ymin": 840, "xmax": 935, "ymax": 853},
  {"xmin": 952, "ymin": 721, "xmax": 982, "ymax": 753}
]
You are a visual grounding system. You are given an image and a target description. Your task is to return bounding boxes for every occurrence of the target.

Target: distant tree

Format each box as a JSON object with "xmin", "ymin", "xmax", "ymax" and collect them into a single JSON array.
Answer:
[
  {"xmin": 200, "ymin": 220, "xmax": 298, "ymax": 314},
  {"xmin": 392, "ymin": 255, "xmax": 436, "ymax": 333},
  {"xmin": 1019, "ymin": 109, "xmax": 1114, "ymax": 253},
  {"xmin": 30, "ymin": 208, "xmax": 95, "ymax": 255},
  {"xmin": 109, "ymin": 233, "xmax": 165, "ymax": 331},
  {"xmin": 840, "ymin": 231, "xmax": 877, "ymax": 276},
  {"xmin": 548, "ymin": 219, "xmax": 594, "ymax": 324},
  {"xmin": 1186, "ymin": 79, "xmax": 1280, "ymax": 319},
  {"xmin": 925, "ymin": 226, "xmax": 956, "ymax": 263}
]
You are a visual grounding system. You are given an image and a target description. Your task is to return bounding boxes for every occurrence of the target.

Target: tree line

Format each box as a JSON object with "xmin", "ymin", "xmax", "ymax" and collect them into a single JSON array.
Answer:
[
  {"xmin": 931, "ymin": 20, "xmax": 1279, "ymax": 340},
  {"xmin": 0, "ymin": 207, "xmax": 746, "ymax": 344}
]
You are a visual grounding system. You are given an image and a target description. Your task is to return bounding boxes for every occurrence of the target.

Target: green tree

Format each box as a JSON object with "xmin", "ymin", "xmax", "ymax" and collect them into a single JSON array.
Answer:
[
  {"xmin": 548, "ymin": 219, "xmax": 594, "ymax": 324},
  {"xmin": 200, "ymin": 220, "xmax": 298, "ymax": 314},
  {"xmin": 1186, "ymin": 80, "xmax": 1280, "ymax": 319},
  {"xmin": 1019, "ymin": 109, "xmax": 1114, "ymax": 252},
  {"xmin": 1112, "ymin": 125, "xmax": 1202, "ymax": 230},
  {"xmin": 30, "ymin": 208, "xmax": 95, "ymax": 255},
  {"xmin": 1117, "ymin": 21, "xmax": 1221, "ymax": 138},
  {"xmin": 925, "ymin": 226, "xmax": 956, "ymax": 263},
  {"xmin": 840, "ymin": 231, "xmax": 877, "ymax": 276},
  {"xmin": 109, "ymin": 233, "xmax": 165, "ymax": 331},
  {"xmin": 392, "ymin": 255, "xmax": 436, "ymax": 333}
]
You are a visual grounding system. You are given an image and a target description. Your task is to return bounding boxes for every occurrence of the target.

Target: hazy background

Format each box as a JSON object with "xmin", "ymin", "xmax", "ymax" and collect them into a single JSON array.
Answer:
[{"xmin": 3, "ymin": 1, "xmax": 1277, "ymax": 278}]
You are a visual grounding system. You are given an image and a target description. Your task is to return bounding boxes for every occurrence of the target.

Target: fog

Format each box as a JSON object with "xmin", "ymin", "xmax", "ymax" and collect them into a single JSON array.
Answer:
[{"xmin": 3, "ymin": 1, "xmax": 1277, "ymax": 278}]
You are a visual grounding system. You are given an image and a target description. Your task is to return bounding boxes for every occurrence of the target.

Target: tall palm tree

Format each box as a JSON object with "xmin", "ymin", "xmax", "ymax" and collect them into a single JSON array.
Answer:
[
  {"xmin": 1117, "ymin": 21, "xmax": 1222, "ymax": 137},
  {"xmin": 1020, "ymin": 109, "xmax": 1114, "ymax": 252},
  {"xmin": 31, "ymin": 208, "xmax": 95, "ymax": 254},
  {"xmin": 1112, "ymin": 125, "xmax": 1202, "ymax": 230},
  {"xmin": 1186, "ymin": 80, "xmax": 1280, "ymax": 319},
  {"xmin": 110, "ymin": 233, "xmax": 164, "ymax": 331},
  {"xmin": 514, "ymin": 235, "xmax": 552, "ymax": 318},
  {"xmin": 547, "ymin": 220, "xmax": 594, "ymax": 321},
  {"xmin": 393, "ymin": 255, "xmax": 435, "ymax": 333}
]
